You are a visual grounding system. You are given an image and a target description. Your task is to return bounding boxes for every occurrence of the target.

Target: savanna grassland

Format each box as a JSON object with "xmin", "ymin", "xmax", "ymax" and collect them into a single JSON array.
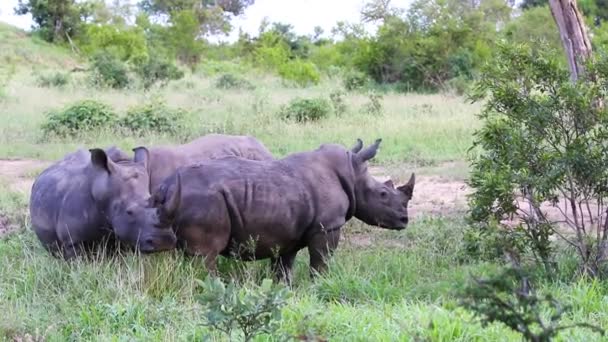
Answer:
[{"xmin": 0, "ymin": 23, "xmax": 607, "ymax": 342}]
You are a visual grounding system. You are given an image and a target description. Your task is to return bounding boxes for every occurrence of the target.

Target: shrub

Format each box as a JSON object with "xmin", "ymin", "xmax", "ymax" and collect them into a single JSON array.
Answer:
[
  {"xmin": 279, "ymin": 97, "xmax": 331, "ymax": 122},
  {"xmin": 197, "ymin": 277, "xmax": 290, "ymax": 342},
  {"xmin": 41, "ymin": 100, "xmax": 117, "ymax": 137},
  {"xmin": 90, "ymin": 51, "xmax": 130, "ymax": 89},
  {"xmin": 329, "ymin": 89, "xmax": 347, "ymax": 116},
  {"xmin": 460, "ymin": 266, "xmax": 604, "ymax": 341},
  {"xmin": 361, "ymin": 91, "xmax": 383, "ymax": 116},
  {"xmin": 215, "ymin": 73, "xmax": 255, "ymax": 90},
  {"xmin": 468, "ymin": 41, "xmax": 608, "ymax": 277},
  {"xmin": 119, "ymin": 99, "xmax": 187, "ymax": 135},
  {"xmin": 278, "ymin": 60, "xmax": 321, "ymax": 87},
  {"xmin": 36, "ymin": 71, "xmax": 70, "ymax": 88},
  {"xmin": 343, "ymin": 70, "xmax": 369, "ymax": 91},
  {"xmin": 135, "ymin": 54, "xmax": 184, "ymax": 90}
]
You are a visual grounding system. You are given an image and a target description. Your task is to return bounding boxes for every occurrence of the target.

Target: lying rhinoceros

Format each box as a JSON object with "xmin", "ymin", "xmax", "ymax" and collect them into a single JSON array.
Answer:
[
  {"xmin": 144, "ymin": 133, "xmax": 274, "ymax": 192},
  {"xmin": 151, "ymin": 138, "xmax": 415, "ymax": 283},
  {"xmin": 29, "ymin": 146, "xmax": 176, "ymax": 259}
]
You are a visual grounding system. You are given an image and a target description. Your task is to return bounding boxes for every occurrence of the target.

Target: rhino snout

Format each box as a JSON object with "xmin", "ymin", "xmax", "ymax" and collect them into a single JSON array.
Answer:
[{"xmin": 139, "ymin": 231, "xmax": 177, "ymax": 253}]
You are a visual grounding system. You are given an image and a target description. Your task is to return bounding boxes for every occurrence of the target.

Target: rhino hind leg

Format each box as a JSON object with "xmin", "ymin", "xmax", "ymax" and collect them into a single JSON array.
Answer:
[{"xmin": 271, "ymin": 251, "xmax": 298, "ymax": 285}]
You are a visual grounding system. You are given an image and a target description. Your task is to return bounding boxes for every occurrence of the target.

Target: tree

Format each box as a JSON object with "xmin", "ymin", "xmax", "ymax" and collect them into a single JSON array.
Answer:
[
  {"xmin": 549, "ymin": 0, "xmax": 593, "ymax": 81},
  {"xmin": 14, "ymin": 0, "xmax": 93, "ymax": 42}
]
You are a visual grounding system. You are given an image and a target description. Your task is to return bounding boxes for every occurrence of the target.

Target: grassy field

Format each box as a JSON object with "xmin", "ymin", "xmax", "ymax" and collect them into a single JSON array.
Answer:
[{"xmin": 1, "ymin": 25, "xmax": 607, "ymax": 341}]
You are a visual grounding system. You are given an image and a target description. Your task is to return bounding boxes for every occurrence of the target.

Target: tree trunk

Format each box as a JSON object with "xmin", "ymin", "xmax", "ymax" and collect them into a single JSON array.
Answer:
[{"xmin": 548, "ymin": 0, "xmax": 593, "ymax": 82}]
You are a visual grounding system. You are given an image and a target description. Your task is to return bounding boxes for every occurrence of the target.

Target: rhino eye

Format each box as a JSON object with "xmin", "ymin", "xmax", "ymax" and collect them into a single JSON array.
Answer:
[
  {"xmin": 380, "ymin": 191, "xmax": 388, "ymax": 198},
  {"xmin": 126, "ymin": 209, "xmax": 134, "ymax": 216}
]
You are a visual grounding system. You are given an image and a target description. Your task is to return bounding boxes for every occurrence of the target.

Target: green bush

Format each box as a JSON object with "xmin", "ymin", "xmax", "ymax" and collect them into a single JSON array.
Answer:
[
  {"xmin": 278, "ymin": 60, "xmax": 321, "ymax": 87},
  {"xmin": 119, "ymin": 99, "xmax": 187, "ymax": 135},
  {"xmin": 279, "ymin": 97, "xmax": 331, "ymax": 122},
  {"xmin": 361, "ymin": 91, "xmax": 383, "ymax": 116},
  {"xmin": 41, "ymin": 100, "xmax": 117, "ymax": 137},
  {"xmin": 135, "ymin": 54, "xmax": 184, "ymax": 90},
  {"xmin": 36, "ymin": 71, "xmax": 70, "ymax": 88},
  {"xmin": 197, "ymin": 277, "xmax": 290, "ymax": 342},
  {"xmin": 329, "ymin": 89, "xmax": 347, "ymax": 116},
  {"xmin": 90, "ymin": 51, "xmax": 130, "ymax": 89},
  {"xmin": 343, "ymin": 70, "xmax": 369, "ymax": 91},
  {"xmin": 215, "ymin": 73, "xmax": 255, "ymax": 90}
]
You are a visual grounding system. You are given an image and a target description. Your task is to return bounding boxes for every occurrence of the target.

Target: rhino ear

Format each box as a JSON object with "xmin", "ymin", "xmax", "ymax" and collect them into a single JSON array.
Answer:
[
  {"xmin": 163, "ymin": 171, "xmax": 182, "ymax": 217},
  {"xmin": 397, "ymin": 173, "xmax": 415, "ymax": 197},
  {"xmin": 133, "ymin": 146, "xmax": 150, "ymax": 171},
  {"xmin": 351, "ymin": 138, "xmax": 363, "ymax": 153},
  {"xmin": 356, "ymin": 138, "xmax": 382, "ymax": 163},
  {"xmin": 90, "ymin": 148, "xmax": 117, "ymax": 174},
  {"xmin": 383, "ymin": 179, "xmax": 394, "ymax": 188}
]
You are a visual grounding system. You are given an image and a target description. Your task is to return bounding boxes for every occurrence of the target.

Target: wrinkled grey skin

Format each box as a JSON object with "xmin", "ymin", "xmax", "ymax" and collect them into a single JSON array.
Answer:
[
  {"xmin": 152, "ymin": 138, "xmax": 415, "ymax": 283},
  {"xmin": 29, "ymin": 146, "xmax": 177, "ymax": 259},
  {"xmin": 146, "ymin": 134, "xmax": 274, "ymax": 192}
]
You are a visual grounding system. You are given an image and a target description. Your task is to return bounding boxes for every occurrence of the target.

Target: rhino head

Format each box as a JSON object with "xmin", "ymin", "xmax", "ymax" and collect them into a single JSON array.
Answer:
[
  {"xmin": 351, "ymin": 138, "xmax": 415, "ymax": 230},
  {"xmin": 89, "ymin": 147, "xmax": 177, "ymax": 253}
]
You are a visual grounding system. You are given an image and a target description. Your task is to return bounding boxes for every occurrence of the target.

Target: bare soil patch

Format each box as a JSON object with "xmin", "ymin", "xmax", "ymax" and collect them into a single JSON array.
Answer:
[{"xmin": 0, "ymin": 159, "xmax": 50, "ymax": 194}]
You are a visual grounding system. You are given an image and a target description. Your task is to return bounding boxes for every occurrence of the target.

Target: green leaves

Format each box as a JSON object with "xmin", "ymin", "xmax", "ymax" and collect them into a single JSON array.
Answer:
[{"xmin": 196, "ymin": 276, "xmax": 291, "ymax": 341}]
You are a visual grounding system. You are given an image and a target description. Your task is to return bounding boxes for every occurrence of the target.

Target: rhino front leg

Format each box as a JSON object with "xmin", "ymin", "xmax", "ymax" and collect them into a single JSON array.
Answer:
[
  {"xmin": 178, "ymin": 224, "xmax": 230, "ymax": 276},
  {"xmin": 307, "ymin": 229, "xmax": 341, "ymax": 278},
  {"xmin": 271, "ymin": 250, "xmax": 298, "ymax": 285}
]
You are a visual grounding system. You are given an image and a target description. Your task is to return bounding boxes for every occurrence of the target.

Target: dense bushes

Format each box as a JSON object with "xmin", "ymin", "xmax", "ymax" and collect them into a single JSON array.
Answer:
[
  {"xmin": 42, "ymin": 100, "xmax": 118, "ymax": 137},
  {"xmin": 90, "ymin": 52, "xmax": 131, "ymax": 89},
  {"xmin": 120, "ymin": 100, "xmax": 187, "ymax": 135},
  {"xmin": 278, "ymin": 60, "xmax": 320, "ymax": 87},
  {"xmin": 279, "ymin": 97, "xmax": 332, "ymax": 122},
  {"xmin": 215, "ymin": 73, "xmax": 255, "ymax": 90},
  {"xmin": 36, "ymin": 71, "xmax": 70, "ymax": 88},
  {"xmin": 41, "ymin": 99, "xmax": 188, "ymax": 138}
]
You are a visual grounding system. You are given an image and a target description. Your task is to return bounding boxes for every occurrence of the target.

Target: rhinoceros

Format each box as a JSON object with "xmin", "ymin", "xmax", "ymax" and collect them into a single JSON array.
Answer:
[
  {"xmin": 29, "ymin": 146, "xmax": 177, "ymax": 259},
  {"xmin": 151, "ymin": 138, "xmax": 415, "ymax": 283},
  {"xmin": 145, "ymin": 133, "xmax": 274, "ymax": 192}
]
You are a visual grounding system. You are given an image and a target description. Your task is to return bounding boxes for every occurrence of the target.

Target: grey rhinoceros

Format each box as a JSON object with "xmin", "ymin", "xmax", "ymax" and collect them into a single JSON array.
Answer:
[
  {"xmin": 144, "ymin": 133, "xmax": 274, "ymax": 192},
  {"xmin": 29, "ymin": 146, "xmax": 176, "ymax": 259},
  {"xmin": 151, "ymin": 138, "xmax": 415, "ymax": 283}
]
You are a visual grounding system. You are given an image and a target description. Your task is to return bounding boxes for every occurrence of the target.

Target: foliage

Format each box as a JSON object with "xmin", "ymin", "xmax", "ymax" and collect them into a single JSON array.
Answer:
[
  {"xmin": 329, "ymin": 89, "xmax": 347, "ymax": 116},
  {"xmin": 278, "ymin": 59, "xmax": 321, "ymax": 87},
  {"xmin": 41, "ymin": 100, "xmax": 117, "ymax": 137},
  {"xmin": 196, "ymin": 276, "xmax": 290, "ymax": 342},
  {"xmin": 119, "ymin": 99, "xmax": 187, "ymax": 135},
  {"xmin": 36, "ymin": 71, "xmax": 70, "ymax": 88},
  {"xmin": 460, "ymin": 266, "xmax": 605, "ymax": 341},
  {"xmin": 14, "ymin": 0, "xmax": 92, "ymax": 42},
  {"xmin": 90, "ymin": 51, "xmax": 130, "ymax": 89},
  {"xmin": 468, "ymin": 41, "xmax": 608, "ymax": 277},
  {"xmin": 166, "ymin": 10, "xmax": 204, "ymax": 69},
  {"xmin": 81, "ymin": 23, "xmax": 149, "ymax": 65},
  {"xmin": 342, "ymin": 70, "xmax": 369, "ymax": 91},
  {"xmin": 134, "ymin": 53, "xmax": 184, "ymax": 90},
  {"xmin": 279, "ymin": 97, "xmax": 332, "ymax": 122},
  {"xmin": 215, "ymin": 73, "xmax": 255, "ymax": 90},
  {"xmin": 362, "ymin": 91, "xmax": 384, "ymax": 116}
]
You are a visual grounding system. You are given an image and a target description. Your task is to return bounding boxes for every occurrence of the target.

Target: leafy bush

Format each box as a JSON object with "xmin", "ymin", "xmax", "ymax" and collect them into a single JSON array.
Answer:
[
  {"xmin": 119, "ymin": 99, "xmax": 187, "ymax": 135},
  {"xmin": 278, "ymin": 60, "xmax": 321, "ymax": 87},
  {"xmin": 361, "ymin": 91, "xmax": 383, "ymax": 116},
  {"xmin": 460, "ymin": 266, "xmax": 604, "ymax": 341},
  {"xmin": 329, "ymin": 89, "xmax": 347, "ymax": 116},
  {"xmin": 215, "ymin": 73, "xmax": 255, "ymax": 90},
  {"xmin": 197, "ymin": 277, "xmax": 290, "ymax": 342},
  {"xmin": 42, "ymin": 100, "xmax": 117, "ymax": 137},
  {"xmin": 36, "ymin": 71, "xmax": 70, "ymax": 88},
  {"xmin": 279, "ymin": 97, "xmax": 331, "ymax": 122},
  {"xmin": 135, "ymin": 54, "xmax": 184, "ymax": 90},
  {"xmin": 468, "ymin": 41, "xmax": 608, "ymax": 277},
  {"xmin": 343, "ymin": 70, "xmax": 369, "ymax": 91},
  {"xmin": 90, "ymin": 52, "xmax": 130, "ymax": 89},
  {"xmin": 81, "ymin": 24, "xmax": 148, "ymax": 65}
]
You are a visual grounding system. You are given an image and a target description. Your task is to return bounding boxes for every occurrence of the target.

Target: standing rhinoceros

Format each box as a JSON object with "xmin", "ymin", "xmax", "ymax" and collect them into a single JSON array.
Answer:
[
  {"xmin": 29, "ymin": 146, "xmax": 176, "ymax": 259},
  {"xmin": 145, "ymin": 133, "xmax": 274, "ymax": 192},
  {"xmin": 151, "ymin": 138, "xmax": 415, "ymax": 283}
]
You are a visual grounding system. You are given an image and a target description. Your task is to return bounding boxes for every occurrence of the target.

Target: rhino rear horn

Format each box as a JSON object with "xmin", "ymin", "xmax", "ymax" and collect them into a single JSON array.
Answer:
[
  {"xmin": 357, "ymin": 138, "xmax": 382, "ymax": 163},
  {"xmin": 397, "ymin": 173, "xmax": 415, "ymax": 197}
]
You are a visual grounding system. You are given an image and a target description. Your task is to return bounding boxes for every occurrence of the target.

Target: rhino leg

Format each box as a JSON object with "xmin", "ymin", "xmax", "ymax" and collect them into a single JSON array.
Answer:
[
  {"xmin": 178, "ymin": 224, "xmax": 230, "ymax": 276},
  {"xmin": 271, "ymin": 251, "xmax": 298, "ymax": 285},
  {"xmin": 307, "ymin": 229, "xmax": 341, "ymax": 278}
]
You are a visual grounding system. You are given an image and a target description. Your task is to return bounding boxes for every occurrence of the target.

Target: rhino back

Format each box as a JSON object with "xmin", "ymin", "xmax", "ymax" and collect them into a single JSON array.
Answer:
[{"xmin": 30, "ymin": 150, "xmax": 106, "ymax": 248}]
